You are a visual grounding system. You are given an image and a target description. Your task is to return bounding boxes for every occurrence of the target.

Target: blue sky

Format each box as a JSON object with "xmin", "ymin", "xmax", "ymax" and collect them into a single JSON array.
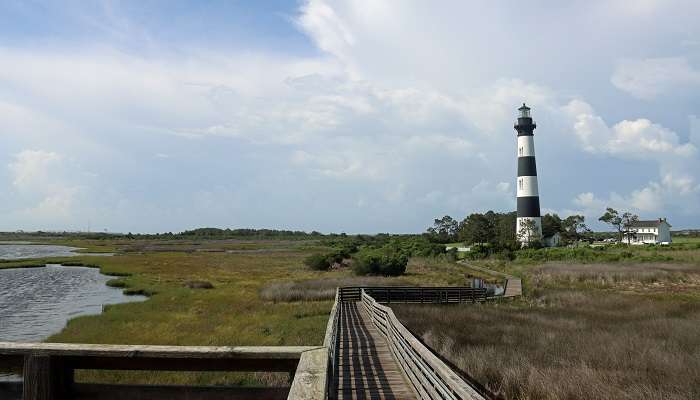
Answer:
[{"xmin": 1, "ymin": 0, "xmax": 699, "ymax": 233}]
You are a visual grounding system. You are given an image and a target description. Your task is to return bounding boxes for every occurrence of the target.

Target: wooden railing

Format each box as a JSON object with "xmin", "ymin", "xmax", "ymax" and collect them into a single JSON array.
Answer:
[
  {"xmin": 1, "ymin": 286, "xmax": 491, "ymax": 400},
  {"xmin": 360, "ymin": 290, "xmax": 487, "ymax": 400},
  {"xmin": 339, "ymin": 286, "xmax": 487, "ymax": 304},
  {"xmin": 321, "ymin": 289, "xmax": 340, "ymax": 399},
  {"xmin": 0, "ymin": 342, "xmax": 324, "ymax": 400}
]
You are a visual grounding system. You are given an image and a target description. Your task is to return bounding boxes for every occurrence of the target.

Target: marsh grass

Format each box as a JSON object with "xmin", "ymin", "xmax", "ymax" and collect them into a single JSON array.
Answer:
[
  {"xmin": 530, "ymin": 262, "xmax": 700, "ymax": 292},
  {"xmin": 395, "ymin": 290, "xmax": 700, "ymax": 400},
  {"xmin": 259, "ymin": 276, "xmax": 410, "ymax": 302}
]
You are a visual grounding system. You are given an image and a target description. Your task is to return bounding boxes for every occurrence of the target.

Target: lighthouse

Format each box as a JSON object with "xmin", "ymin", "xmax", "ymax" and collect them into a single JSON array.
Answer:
[{"xmin": 515, "ymin": 104, "xmax": 542, "ymax": 244}]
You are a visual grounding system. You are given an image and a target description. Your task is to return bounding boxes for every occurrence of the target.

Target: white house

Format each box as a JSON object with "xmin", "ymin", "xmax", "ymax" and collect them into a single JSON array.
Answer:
[{"xmin": 622, "ymin": 218, "xmax": 672, "ymax": 245}]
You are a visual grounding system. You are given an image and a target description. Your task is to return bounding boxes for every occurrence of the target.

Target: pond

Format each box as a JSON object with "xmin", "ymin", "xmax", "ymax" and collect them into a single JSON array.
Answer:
[
  {"xmin": 0, "ymin": 243, "xmax": 113, "ymax": 260},
  {"xmin": 0, "ymin": 263, "xmax": 146, "ymax": 380}
]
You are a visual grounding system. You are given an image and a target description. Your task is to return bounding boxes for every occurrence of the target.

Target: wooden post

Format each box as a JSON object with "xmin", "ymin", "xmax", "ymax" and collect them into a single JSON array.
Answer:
[
  {"xmin": 23, "ymin": 355, "xmax": 51, "ymax": 400},
  {"xmin": 23, "ymin": 354, "xmax": 72, "ymax": 400}
]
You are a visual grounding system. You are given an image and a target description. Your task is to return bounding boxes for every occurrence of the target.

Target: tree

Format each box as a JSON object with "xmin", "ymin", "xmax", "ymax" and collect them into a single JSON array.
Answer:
[
  {"xmin": 541, "ymin": 213, "xmax": 563, "ymax": 237},
  {"xmin": 599, "ymin": 208, "xmax": 638, "ymax": 244},
  {"xmin": 621, "ymin": 212, "xmax": 639, "ymax": 245},
  {"xmin": 599, "ymin": 208, "xmax": 623, "ymax": 242},
  {"xmin": 517, "ymin": 219, "xmax": 541, "ymax": 245},
  {"xmin": 427, "ymin": 215, "xmax": 459, "ymax": 243},
  {"xmin": 561, "ymin": 215, "xmax": 590, "ymax": 243},
  {"xmin": 458, "ymin": 213, "xmax": 493, "ymax": 244}
]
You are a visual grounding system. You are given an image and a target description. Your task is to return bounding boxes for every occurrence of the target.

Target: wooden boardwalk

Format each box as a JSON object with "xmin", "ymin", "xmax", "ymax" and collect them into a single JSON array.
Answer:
[{"xmin": 335, "ymin": 302, "xmax": 416, "ymax": 400}]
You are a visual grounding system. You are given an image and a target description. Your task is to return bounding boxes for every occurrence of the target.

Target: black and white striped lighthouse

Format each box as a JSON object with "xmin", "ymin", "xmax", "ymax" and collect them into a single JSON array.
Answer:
[{"xmin": 515, "ymin": 103, "xmax": 542, "ymax": 244}]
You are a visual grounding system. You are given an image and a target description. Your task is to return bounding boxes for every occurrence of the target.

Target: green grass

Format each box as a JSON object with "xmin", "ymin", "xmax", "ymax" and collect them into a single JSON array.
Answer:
[
  {"xmin": 0, "ymin": 240, "xmax": 475, "ymax": 386},
  {"xmin": 4, "ymin": 236, "xmax": 700, "ymax": 391}
]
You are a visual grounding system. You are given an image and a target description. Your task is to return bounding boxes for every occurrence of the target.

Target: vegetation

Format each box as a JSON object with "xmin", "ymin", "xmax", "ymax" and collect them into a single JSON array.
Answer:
[
  {"xmin": 353, "ymin": 247, "xmax": 408, "ymax": 276},
  {"xmin": 599, "ymin": 207, "xmax": 639, "ymax": 243},
  {"xmin": 303, "ymin": 253, "xmax": 333, "ymax": 271},
  {"xmin": 0, "ymin": 236, "xmax": 473, "ymax": 386},
  {"xmin": 395, "ymin": 287, "xmax": 700, "ymax": 400},
  {"xmin": 394, "ymin": 239, "xmax": 700, "ymax": 400},
  {"xmin": 259, "ymin": 276, "xmax": 409, "ymax": 302},
  {"xmin": 3, "ymin": 230, "xmax": 699, "ymax": 395}
]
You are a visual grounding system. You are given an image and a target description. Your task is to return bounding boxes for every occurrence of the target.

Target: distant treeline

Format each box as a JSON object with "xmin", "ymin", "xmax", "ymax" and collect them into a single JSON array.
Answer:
[
  {"xmin": 426, "ymin": 211, "xmax": 593, "ymax": 248},
  {"xmin": 0, "ymin": 228, "xmax": 325, "ymax": 241}
]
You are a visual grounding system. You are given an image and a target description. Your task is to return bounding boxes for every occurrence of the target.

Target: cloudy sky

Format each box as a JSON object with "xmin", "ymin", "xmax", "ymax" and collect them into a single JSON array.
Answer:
[{"xmin": 1, "ymin": 0, "xmax": 699, "ymax": 233}]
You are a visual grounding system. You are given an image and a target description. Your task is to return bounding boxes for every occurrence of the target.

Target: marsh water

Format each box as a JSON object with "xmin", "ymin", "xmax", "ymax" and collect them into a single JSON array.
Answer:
[
  {"xmin": 0, "ymin": 264, "xmax": 145, "ymax": 342},
  {"xmin": 0, "ymin": 245, "xmax": 146, "ymax": 380},
  {"xmin": 0, "ymin": 243, "xmax": 84, "ymax": 260}
]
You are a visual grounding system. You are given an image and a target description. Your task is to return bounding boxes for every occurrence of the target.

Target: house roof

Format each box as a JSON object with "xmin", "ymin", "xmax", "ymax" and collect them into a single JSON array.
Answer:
[{"xmin": 629, "ymin": 219, "xmax": 671, "ymax": 228}]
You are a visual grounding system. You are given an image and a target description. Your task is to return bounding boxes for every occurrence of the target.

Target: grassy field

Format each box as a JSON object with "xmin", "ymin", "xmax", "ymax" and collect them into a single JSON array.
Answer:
[
  {"xmin": 4, "ymin": 236, "xmax": 700, "ymax": 394},
  {"xmin": 394, "ymin": 241, "xmax": 700, "ymax": 400},
  {"xmin": 0, "ymin": 239, "xmax": 474, "ymax": 386}
]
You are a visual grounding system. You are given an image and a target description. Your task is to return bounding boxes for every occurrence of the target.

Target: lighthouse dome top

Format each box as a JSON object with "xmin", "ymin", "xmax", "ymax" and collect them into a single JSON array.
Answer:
[{"xmin": 518, "ymin": 103, "xmax": 531, "ymax": 118}]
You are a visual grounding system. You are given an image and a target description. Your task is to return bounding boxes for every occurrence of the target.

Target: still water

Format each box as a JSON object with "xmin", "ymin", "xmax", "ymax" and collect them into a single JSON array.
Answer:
[
  {"xmin": 0, "ymin": 245, "xmax": 146, "ymax": 381},
  {"xmin": 0, "ymin": 243, "xmax": 84, "ymax": 260},
  {"xmin": 0, "ymin": 264, "xmax": 145, "ymax": 342}
]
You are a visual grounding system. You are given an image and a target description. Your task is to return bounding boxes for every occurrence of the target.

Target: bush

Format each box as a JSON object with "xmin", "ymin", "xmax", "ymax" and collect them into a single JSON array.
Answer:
[
  {"xmin": 466, "ymin": 243, "xmax": 490, "ymax": 260},
  {"xmin": 446, "ymin": 247, "xmax": 458, "ymax": 262},
  {"xmin": 184, "ymin": 280, "xmax": 214, "ymax": 289},
  {"xmin": 303, "ymin": 253, "xmax": 332, "ymax": 271},
  {"xmin": 353, "ymin": 248, "xmax": 408, "ymax": 276}
]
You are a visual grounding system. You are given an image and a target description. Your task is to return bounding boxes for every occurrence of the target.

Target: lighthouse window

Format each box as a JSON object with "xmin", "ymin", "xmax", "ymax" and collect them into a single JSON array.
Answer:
[
  {"xmin": 519, "ymin": 147, "xmax": 523, "ymax": 156},
  {"xmin": 519, "ymin": 179, "xmax": 523, "ymax": 190}
]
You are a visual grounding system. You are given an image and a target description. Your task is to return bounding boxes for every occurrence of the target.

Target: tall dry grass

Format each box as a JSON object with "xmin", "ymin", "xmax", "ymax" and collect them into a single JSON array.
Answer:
[
  {"xmin": 531, "ymin": 262, "xmax": 700, "ymax": 290},
  {"xmin": 259, "ymin": 276, "xmax": 409, "ymax": 302},
  {"xmin": 395, "ymin": 289, "xmax": 700, "ymax": 400}
]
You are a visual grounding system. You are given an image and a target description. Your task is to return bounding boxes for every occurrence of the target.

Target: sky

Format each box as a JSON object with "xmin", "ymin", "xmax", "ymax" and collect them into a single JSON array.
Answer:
[{"xmin": 1, "ymin": 0, "xmax": 699, "ymax": 233}]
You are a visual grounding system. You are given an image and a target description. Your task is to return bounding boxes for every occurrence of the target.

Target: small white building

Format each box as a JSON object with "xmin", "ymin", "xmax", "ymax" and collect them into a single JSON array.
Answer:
[
  {"xmin": 543, "ymin": 232, "xmax": 561, "ymax": 247},
  {"xmin": 622, "ymin": 218, "xmax": 672, "ymax": 245}
]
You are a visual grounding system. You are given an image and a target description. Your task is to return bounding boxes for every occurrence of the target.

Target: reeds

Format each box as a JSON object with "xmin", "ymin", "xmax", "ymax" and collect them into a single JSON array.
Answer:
[{"xmin": 259, "ymin": 276, "xmax": 409, "ymax": 302}]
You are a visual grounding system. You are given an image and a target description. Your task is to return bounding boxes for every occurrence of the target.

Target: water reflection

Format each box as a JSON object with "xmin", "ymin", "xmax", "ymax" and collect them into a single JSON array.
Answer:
[
  {"xmin": 0, "ymin": 265, "xmax": 145, "ymax": 342},
  {"xmin": 0, "ymin": 264, "xmax": 146, "ymax": 380},
  {"xmin": 0, "ymin": 243, "xmax": 84, "ymax": 260}
]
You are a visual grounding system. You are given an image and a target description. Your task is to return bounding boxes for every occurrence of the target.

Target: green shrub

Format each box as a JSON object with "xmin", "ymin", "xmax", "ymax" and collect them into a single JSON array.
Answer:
[
  {"xmin": 467, "ymin": 243, "xmax": 490, "ymax": 260},
  {"xmin": 353, "ymin": 248, "xmax": 408, "ymax": 276},
  {"xmin": 303, "ymin": 253, "xmax": 331, "ymax": 271},
  {"xmin": 446, "ymin": 247, "xmax": 458, "ymax": 262}
]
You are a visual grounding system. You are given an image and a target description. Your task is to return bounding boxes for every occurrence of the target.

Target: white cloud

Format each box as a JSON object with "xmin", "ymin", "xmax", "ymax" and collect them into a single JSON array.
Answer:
[
  {"xmin": 7, "ymin": 150, "xmax": 83, "ymax": 220},
  {"xmin": 564, "ymin": 100, "xmax": 696, "ymax": 160},
  {"xmin": 611, "ymin": 57, "xmax": 700, "ymax": 99},
  {"xmin": 9, "ymin": 150, "xmax": 63, "ymax": 191}
]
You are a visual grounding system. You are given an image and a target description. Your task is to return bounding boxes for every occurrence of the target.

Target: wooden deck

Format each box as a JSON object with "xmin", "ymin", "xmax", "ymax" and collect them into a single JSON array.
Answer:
[{"xmin": 336, "ymin": 302, "xmax": 416, "ymax": 400}]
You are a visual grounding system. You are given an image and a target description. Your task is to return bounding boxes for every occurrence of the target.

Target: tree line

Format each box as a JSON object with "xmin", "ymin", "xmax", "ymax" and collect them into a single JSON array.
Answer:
[{"xmin": 426, "ymin": 211, "xmax": 591, "ymax": 247}]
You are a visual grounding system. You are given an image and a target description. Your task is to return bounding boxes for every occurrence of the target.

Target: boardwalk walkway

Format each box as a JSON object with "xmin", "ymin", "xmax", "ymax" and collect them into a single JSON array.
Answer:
[
  {"xmin": 458, "ymin": 261, "xmax": 523, "ymax": 297},
  {"xmin": 336, "ymin": 302, "xmax": 416, "ymax": 400}
]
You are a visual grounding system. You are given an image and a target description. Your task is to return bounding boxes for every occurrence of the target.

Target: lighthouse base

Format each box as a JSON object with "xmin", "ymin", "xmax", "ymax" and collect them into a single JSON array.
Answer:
[{"xmin": 516, "ymin": 216, "xmax": 542, "ymax": 245}]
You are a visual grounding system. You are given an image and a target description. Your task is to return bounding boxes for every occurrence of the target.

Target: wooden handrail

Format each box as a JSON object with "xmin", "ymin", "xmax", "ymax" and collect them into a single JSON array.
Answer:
[
  {"xmin": 340, "ymin": 286, "xmax": 488, "ymax": 304},
  {"xmin": 1, "ymin": 286, "xmax": 491, "ymax": 400},
  {"xmin": 360, "ymin": 290, "xmax": 487, "ymax": 400},
  {"xmin": 0, "ymin": 343, "xmax": 322, "ymax": 400},
  {"xmin": 319, "ymin": 289, "xmax": 340, "ymax": 400}
]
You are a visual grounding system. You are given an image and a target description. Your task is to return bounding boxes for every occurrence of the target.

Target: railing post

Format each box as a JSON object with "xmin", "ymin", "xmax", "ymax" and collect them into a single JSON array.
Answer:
[{"xmin": 23, "ymin": 354, "xmax": 72, "ymax": 400}]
